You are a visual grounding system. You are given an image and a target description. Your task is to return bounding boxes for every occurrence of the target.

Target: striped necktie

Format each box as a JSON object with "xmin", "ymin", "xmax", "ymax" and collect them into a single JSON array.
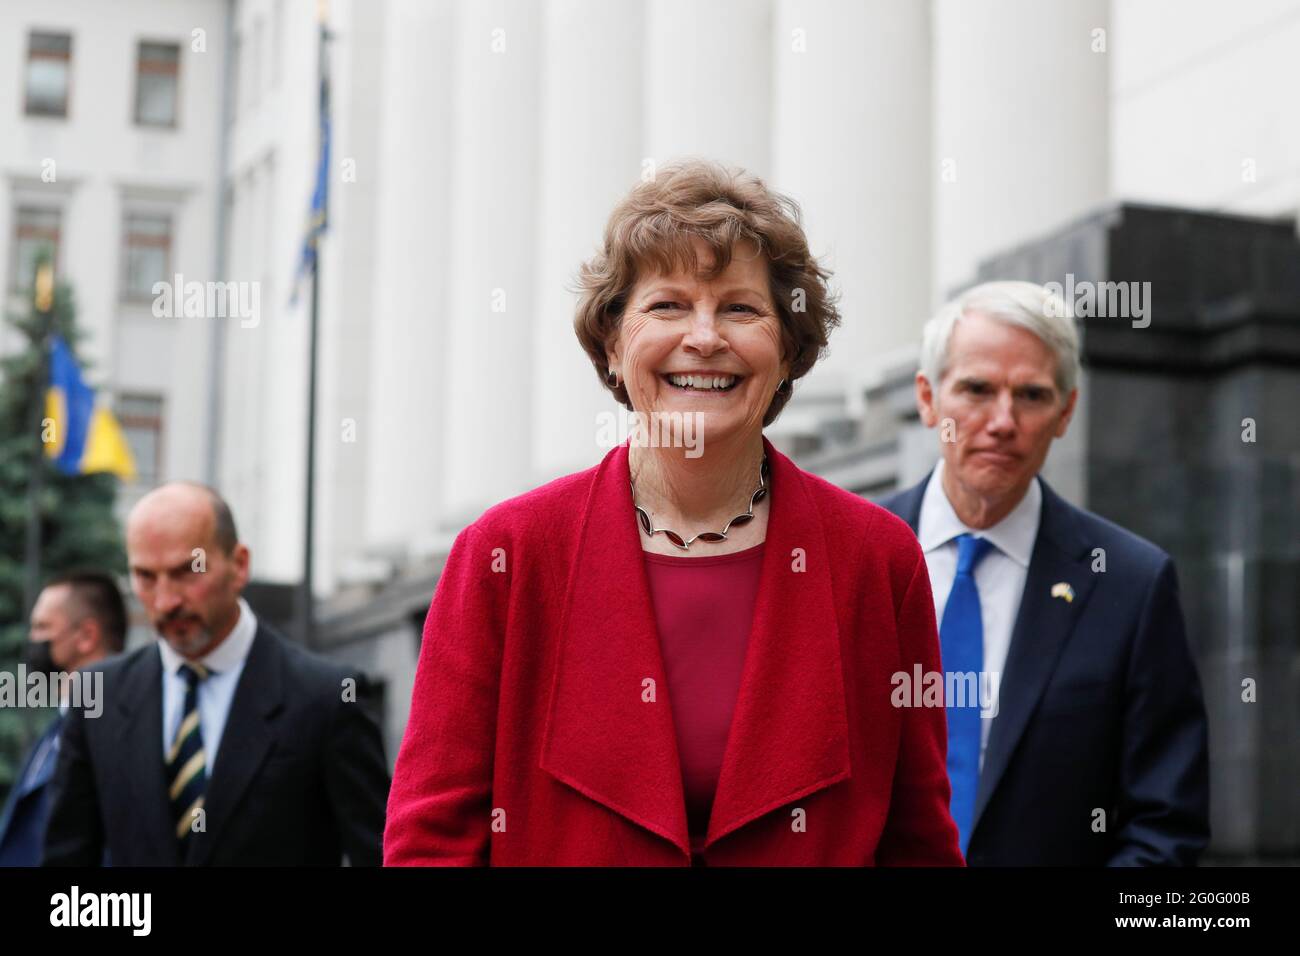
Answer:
[
  {"xmin": 167, "ymin": 662, "xmax": 209, "ymax": 850},
  {"xmin": 939, "ymin": 533, "xmax": 995, "ymax": 856}
]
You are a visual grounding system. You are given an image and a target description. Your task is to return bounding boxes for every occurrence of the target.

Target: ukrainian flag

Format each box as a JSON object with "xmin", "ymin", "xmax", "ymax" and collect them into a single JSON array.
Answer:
[
  {"xmin": 289, "ymin": 21, "xmax": 331, "ymax": 307},
  {"xmin": 43, "ymin": 335, "xmax": 137, "ymax": 481}
]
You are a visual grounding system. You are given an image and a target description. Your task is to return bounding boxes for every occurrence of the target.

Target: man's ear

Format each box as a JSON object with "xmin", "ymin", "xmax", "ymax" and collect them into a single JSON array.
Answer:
[
  {"xmin": 1054, "ymin": 388, "xmax": 1079, "ymax": 438},
  {"xmin": 915, "ymin": 371, "xmax": 939, "ymax": 428},
  {"xmin": 231, "ymin": 543, "xmax": 252, "ymax": 590},
  {"xmin": 74, "ymin": 617, "xmax": 103, "ymax": 658}
]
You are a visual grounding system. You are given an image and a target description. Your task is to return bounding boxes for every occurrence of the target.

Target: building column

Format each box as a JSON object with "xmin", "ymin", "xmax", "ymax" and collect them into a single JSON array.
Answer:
[
  {"xmin": 932, "ymin": 0, "xmax": 1110, "ymax": 298},
  {"xmin": 643, "ymin": 0, "xmax": 773, "ymax": 175},
  {"xmin": 530, "ymin": 0, "xmax": 645, "ymax": 481},
  {"xmin": 363, "ymin": 0, "xmax": 459, "ymax": 557},
  {"xmin": 440, "ymin": 0, "xmax": 542, "ymax": 525},
  {"xmin": 769, "ymin": 0, "xmax": 932, "ymax": 436}
]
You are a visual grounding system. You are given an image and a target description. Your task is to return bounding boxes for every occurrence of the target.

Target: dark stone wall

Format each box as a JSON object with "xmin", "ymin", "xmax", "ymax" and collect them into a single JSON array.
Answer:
[{"xmin": 977, "ymin": 203, "xmax": 1300, "ymax": 860}]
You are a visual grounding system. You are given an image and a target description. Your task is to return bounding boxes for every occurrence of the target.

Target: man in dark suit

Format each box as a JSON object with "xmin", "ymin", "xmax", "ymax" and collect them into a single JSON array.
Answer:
[
  {"xmin": 0, "ymin": 572, "xmax": 125, "ymax": 866},
  {"xmin": 879, "ymin": 280, "xmax": 1209, "ymax": 866},
  {"xmin": 44, "ymin": 482, "xmax": 389, "ymax": 866}
]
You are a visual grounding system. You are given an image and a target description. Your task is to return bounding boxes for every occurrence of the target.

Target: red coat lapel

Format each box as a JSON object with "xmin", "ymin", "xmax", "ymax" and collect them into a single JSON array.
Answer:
[
  {"xmin": 705, "ymin": 437, "xmax": 852, "ymax": 846},
  {"xmin": 539, "ymin": 437, "xmax": 851, "ymax": 858},
  {"xmin": 539, "ymin": 439, "xmax": 690, "ymax": 854}
]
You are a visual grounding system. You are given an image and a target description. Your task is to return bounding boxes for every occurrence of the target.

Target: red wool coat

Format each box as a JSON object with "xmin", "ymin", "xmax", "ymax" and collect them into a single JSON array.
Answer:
[{"xmin": 384, "ymin": 436, "xmax": 964, "ymax": 866}]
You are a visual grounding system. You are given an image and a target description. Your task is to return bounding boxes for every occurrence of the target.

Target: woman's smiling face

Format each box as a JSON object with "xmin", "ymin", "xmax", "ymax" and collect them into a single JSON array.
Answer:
[{"xmin": 606, "ymin": 238, "xmax": 789, "ymax": 451}]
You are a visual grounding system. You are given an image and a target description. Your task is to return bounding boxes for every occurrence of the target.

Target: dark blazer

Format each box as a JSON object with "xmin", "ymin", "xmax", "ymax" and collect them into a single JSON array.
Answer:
[
  {"xmin": 879, "ymin": 470, "xmax": 1211, "ymax": 866},
  {"xmin": 385, "ymin": 436, "xmax": 964, "ymax": 865},
  {"xmin": 0, "ymin": 714, "xmax": 64, "ymax": 866},
  {"xmin": 43, "ymin": 622, "xmax": 390, "ymax": 866}
]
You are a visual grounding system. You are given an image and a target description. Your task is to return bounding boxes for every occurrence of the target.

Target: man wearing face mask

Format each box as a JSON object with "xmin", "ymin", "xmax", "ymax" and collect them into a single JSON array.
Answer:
[
  {"xmin": 43, "ymin": 482, "xmax": 389, "ymax": 866},
  {"xmin": 0, "ymin": 572, "xmax": 126, "ymax": 866}
]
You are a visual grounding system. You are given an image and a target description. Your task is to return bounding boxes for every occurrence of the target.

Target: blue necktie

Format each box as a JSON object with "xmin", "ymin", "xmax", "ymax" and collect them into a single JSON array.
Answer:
[{"xmin": 939, "ymin": 533, "xmax": 995, "ymax": 855}]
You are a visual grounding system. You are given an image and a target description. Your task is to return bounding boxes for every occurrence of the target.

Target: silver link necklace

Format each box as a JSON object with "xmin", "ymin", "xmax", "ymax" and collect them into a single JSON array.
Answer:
[{"xmin": 630, "ymin": 455, "xmax": 769, "ymax": 550}]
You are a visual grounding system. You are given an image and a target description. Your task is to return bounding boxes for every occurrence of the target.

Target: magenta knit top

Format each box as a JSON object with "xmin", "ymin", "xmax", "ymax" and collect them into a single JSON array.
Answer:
[{"xmin": 642, "ymin": 542, "xmax": 766, "ymax": 856}]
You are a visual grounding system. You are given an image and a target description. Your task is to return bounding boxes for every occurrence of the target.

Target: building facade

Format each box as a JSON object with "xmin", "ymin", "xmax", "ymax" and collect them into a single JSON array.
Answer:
[
  {"xmin": 3, "ymin": 0, "xmax": 1297, "ymax": 859},
  {"xmin": 0, "ymin": 0, "xmax": 228, "ymax": 518}
]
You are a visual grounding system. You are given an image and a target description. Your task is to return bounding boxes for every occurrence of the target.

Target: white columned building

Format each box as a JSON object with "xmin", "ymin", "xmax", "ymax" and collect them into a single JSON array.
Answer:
[
  {"xmin": 530, "ymin": 0, "xmax": 646, "ymax": 483},
  {"xmin": 204, "ymin": 0, "xmax": 1300, "ymax": 613},
  {"xmin": 644, "ymin": 0, "xmax": 773, "ymax": 177},
  {"xmin": 362, "ymin": 0, "xmax": 459, "ymax": 563},
  {"xmin": 927, "ymin": 0, "xmax": 1109, "ymax": 503},
  {"xmin": 220, "ymin": 0, "xmax": 318, "ymax": 583},
  {"xmin": 312, "ymin": 0, "xmax": 385, "ymax": 593},
  {"xmin": 932, "ymin": 0, "xmax": 1111, "ymax": 298},
  {"xmin": 769, "ymin": 0, "xmax": 933, "ymax": 438},
  {"xmin": 439, "ymin": 0, "xmax": 543, "ymax": 525}
]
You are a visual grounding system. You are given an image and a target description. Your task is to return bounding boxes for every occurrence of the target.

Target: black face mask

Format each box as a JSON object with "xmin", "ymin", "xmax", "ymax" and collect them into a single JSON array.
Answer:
[{"xmin": 23, "ymin": 640, "xmax": 58, "ymax": 677}]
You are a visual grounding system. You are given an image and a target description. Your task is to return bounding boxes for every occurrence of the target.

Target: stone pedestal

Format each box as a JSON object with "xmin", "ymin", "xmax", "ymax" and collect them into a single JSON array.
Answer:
[{"xmin": 976, "ymin": 203, "xmax": 1300, "ymax": 860}]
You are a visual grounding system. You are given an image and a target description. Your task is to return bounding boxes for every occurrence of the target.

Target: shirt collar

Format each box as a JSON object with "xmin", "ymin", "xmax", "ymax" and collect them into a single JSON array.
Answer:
[
  {"xmin": 917, "ymin": 458, "xmax": 1042, "ymax": 568},
  {"xmin": 158, "ymin": 596, "xmax": 258, "ymax": 677}
]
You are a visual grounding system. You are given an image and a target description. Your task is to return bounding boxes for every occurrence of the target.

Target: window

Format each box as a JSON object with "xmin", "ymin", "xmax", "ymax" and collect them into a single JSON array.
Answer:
[
  {"xmin": 10, "ymin": 207, "xmax": 62, "ymax": 292},
  {"xmin": 116, "ymin": 394, "xmax": 164, "ymax": 487},
  {"xmin": 134, "ymin": 41, "xmax": 180, "ymax": 127},
  {"xmin": 120, "ymin": 212, "xmax": 172, "ymax": 302},
  {"xmin": 25, "ymin": 31, "xmax": 72, "ymax": 117}
]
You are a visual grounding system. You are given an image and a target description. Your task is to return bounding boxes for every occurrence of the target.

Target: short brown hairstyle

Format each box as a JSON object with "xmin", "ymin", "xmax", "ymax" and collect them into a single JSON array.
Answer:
[{"xmin": 573, "ymin": 160, "xmax": 840, "ymax": 426}]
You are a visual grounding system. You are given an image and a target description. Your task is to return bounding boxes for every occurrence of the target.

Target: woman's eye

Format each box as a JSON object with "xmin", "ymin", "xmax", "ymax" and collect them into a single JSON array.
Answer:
[
  {"xmin": 649, "ymin": 301, "xmax": 680, "ymax": 311},
  {"xmin": 727, "ymin": 303, "xmax": 757, "ymax": 313}
]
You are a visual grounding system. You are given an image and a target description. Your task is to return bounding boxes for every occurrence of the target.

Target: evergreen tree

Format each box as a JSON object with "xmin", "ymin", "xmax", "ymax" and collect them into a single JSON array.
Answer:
[{"xmin": 0, "ymin": 254, "xmax": 126, "ymax": 799}]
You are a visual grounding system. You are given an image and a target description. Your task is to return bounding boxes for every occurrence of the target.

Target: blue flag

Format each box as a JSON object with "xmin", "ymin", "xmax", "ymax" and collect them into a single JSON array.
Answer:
[
  {"xmin": 290, "ymin": 35, "xmax": 331, "ymax": 306},
  {"xmin": 44, "ymin": 335, "xmax": 136, "ymax": 480}
]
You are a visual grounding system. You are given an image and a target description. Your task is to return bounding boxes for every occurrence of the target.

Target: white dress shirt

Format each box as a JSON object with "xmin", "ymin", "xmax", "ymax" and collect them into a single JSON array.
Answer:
[
  {"xmin": 917, "ymin": 459, "xmax": 1041, "ymax": 770},
  {"xmin": 158, "ymin": 597, "xmax": 258, "ymax": 764}
]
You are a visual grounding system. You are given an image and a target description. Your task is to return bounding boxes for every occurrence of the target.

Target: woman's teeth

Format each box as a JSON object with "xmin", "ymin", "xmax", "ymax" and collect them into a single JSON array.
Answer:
[{"xmin": 666, "ymin": 373, "xmax": 738, "ymax": 391}]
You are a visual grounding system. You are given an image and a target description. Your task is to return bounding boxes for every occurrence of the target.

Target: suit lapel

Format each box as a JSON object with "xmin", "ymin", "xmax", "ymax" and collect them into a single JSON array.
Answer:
[
  {"xmin": 885, "ymin": 470, "xmax": 1101, "ymax": 840},
  {"xmin": 883, "ymin": 469, "xmax": 931, "ymax": 534},
  {"xmin": 539, "ymin": 437, "xmax": 851, "ymax": 857},
  {"xmin": 0, "ymin": 716, "xmax": 59, "ymax": 838},
  {"xmin": 972, "ymin": 480, "xmax": 1098, "ymax": 833},
  {"xmin": 539, "ymin": 440, "xmax": 691, "ymax": 854},
  {"xmin": 187, "ymin": 625, "xmax": 283, "ymax": 865},
  {"xmin": 116, "ymin": 645, "xmax": 179, "ymax": 865},
  {"xmin": 14, "ymin": 714, "xmax": 62, "ymax": 798}
]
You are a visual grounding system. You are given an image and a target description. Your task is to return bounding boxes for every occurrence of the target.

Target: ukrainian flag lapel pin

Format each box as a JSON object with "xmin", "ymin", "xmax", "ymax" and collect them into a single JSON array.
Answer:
[{"xmin": 1051, "ymin": 582, "xmax": 1075, "ymax": 603}]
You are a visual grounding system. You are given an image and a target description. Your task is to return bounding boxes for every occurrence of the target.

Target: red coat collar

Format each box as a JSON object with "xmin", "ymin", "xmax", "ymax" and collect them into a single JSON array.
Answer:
[{"xmin": 539, "ymin": 436, "xmax": 852, "ymax": 858}]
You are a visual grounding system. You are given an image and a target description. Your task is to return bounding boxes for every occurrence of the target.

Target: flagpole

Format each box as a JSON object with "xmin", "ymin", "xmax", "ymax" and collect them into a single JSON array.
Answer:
[
  {"xmin": 302, "ymin": 246, "xmax": 320, "ymax": 647},
  {"xmin": 300, "ymin": 3, "xmax": 330, "ymax": 648},
  {"xmin": 23, "ymin": 262, "xmax": 55, "ymax": 617}
]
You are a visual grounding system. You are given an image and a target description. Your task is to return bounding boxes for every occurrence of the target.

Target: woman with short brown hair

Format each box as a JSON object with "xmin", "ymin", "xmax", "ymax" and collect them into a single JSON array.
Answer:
[{"xmin": 385, "ymin": 159, "xmax": 963, "ymax": 866}]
